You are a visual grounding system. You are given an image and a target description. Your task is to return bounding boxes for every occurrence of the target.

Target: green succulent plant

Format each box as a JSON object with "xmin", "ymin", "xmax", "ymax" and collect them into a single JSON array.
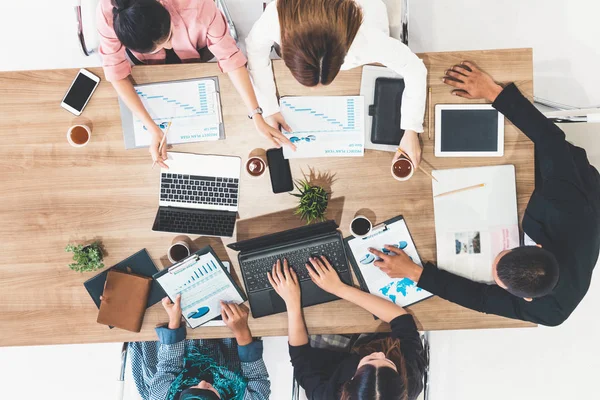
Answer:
[
  {"xmin": 65, "ymin": 241, "xmax": 105, "ymax": 272},
  {"xmin": 291, "ymin": 179, "xmax": 329, "ymax": 224}
]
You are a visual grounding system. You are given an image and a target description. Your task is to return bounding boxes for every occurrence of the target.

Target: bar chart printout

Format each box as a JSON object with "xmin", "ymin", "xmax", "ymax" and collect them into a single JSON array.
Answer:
[
  {"xmin": 156, "ymin": 253, "xmax": 244, "ymax": 328},
  {"xmin": 132, "ymin": 78, "xmax": 222, "ymax": 147},
  {"xmin": 281, "ymin": 96, "xmax": 365, "ymax": 159}
]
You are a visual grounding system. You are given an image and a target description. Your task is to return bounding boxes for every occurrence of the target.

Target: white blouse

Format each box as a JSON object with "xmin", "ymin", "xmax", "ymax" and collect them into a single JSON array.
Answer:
[{"xmin": 246, "ymin": 0, "xmax": 427, "ymax": 133}]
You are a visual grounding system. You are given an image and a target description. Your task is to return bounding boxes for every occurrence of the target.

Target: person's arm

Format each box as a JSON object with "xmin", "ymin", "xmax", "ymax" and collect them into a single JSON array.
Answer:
[
  {"xmin": 443, "ymin": 62, "xmax": 587, "ymax": 201},
  {"xmin": 307, "ymin": 256, "xmax": 406, "ymax": 323},
  {"xmin": 245, "ymin": 1, "xmax": 282, "ymax": 119},
  {"xmin": 149, "ymin": 296, "xmax": 187, "ymax": 400},
  {"xmin": 237, "ymin": 340, "xmax": 271, "ymax": 400}
]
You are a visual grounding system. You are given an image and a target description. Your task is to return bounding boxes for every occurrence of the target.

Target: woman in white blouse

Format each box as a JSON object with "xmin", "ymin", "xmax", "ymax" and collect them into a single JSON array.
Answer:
[{"xmin": 246, "ymin": 0, "xmax": 427, "ymax": 167}]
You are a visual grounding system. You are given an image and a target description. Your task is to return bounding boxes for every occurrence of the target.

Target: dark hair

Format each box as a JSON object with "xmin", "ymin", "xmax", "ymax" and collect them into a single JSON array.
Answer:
[
  {"xmin": 340, "ymin": 337, "xmax": 409, "ymax": 400},
  {"xmin": 112, "ymin": 0, "xmax": 171, "ymax": 53},
  {"xmin": 278, "ymin": 0, "xmax": 363, "ymax": 86},
  {"xmin": 496, "ymin": 246, "xmax": 560, "ymax": 298}
]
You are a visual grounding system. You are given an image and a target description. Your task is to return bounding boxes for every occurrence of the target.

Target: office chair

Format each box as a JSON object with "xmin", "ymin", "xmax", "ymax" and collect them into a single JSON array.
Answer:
[{"xmin": 74, "ymin": 0, "xmax": 239, "ymax": 57}]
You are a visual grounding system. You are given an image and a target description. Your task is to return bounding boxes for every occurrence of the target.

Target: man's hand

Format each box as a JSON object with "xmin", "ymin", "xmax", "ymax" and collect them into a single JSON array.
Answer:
[
  {"xmin": 443, "ymin": 61, "xmax": 504, "ymax": 102},
  {"xmin": 369, "ymin": 246, "xmax": 423, "ymax": 282},
  {"xmin": 267, "ymin": 259, "xmax": 301, "ymax": 310},
  {"xmin": 149, "ymin": 124, "xmax": 169, "ymax": 169},
  {"xmin": 306, "ymin": 256, "xmax": 346, "ymax": 297},
  {"xmin": 254, "ymin": 114, "xmax": 296, "ymax": 151},
  {"xmin": 395, "ymin": 129, "xmax": 422, "ymax": 169},
  {"xmin": 161, "ymin": 294, "xmax": 182, "ymax": 329},
  {"xmin": 221, "ymin": 301, "xmax": 253, "ymax": 346}
]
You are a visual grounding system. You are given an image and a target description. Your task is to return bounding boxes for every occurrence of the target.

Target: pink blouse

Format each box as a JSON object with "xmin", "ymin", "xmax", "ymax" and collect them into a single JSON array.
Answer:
[{"xmin": 96, "ymin": 0, "xmax": 247, "ymax": 82}]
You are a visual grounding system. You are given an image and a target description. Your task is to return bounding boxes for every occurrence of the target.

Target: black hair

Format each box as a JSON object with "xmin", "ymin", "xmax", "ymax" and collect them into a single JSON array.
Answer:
[
  {"xmin": 112, "ymin": 0, "xmax": 171, "ymax": 53},
  {"xmin": 341, "ymin": 365, "xmax": 406, "ymax": 400},
  {"xmin": 496, "ymin": 246, "xmax": 560, "ymax": 298}
]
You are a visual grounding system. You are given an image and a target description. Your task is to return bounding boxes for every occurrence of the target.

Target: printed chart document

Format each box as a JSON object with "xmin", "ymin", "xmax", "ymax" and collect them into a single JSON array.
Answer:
[
  {"xmin": 281, "ymin": 96, "xmax": 365, "ymax": 159},
  {"xmin": 154, "ymin": 251, "xmax": 245, "ymax": 328},
  {"xmin": 432, "ymin": 165, "xmax": 520, "ymax": 283},
  {"xmin": 344, "ymin": 216, "xmax": 432, "ymax": 307},
  {"xmin": 120, "ymin": 78, "xmax": 224, "ymax": 149}
]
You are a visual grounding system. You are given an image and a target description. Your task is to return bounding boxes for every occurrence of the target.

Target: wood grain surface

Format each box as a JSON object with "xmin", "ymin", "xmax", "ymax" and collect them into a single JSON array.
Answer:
[{"xmin": 0, "ymin": 48, "xmax": 535, "ymax": 347}]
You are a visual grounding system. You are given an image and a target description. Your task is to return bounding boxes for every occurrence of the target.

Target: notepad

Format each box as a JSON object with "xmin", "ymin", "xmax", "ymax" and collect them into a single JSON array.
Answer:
[{"xmin": 154, "ymin": 247, "xmax": 246, "ymax": 329}]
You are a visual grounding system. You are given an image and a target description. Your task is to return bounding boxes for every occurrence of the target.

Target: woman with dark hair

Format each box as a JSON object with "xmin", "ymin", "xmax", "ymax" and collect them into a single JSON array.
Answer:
[
  {"xmin": 97, "ymin": 0, "xmax": 294, "ymax": 168},
  {"xmin": 268, "ymin": 257, "xmax": 426, "ymax": 400},
  {"xmin": 129, "ymin": 294, "xmax": 270, "ymax": 400},
  {"xmin": 246, "ymin": 0, "xmax": 427, "ymax": 169}
]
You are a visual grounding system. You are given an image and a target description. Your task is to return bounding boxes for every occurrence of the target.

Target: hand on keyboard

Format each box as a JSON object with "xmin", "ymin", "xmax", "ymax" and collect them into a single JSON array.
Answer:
[
  {"xmin": 267, "ymin": 259, "xmax": 301, "ymax": 309},
  {"xmin": 306, "ymin": 256, "xmax": 347, "ymax": 297}
]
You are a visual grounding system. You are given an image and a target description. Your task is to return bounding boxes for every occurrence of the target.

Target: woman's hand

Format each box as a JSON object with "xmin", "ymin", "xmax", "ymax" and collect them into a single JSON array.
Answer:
[
  {"xmin": 149, "ymin": 124, "xmax": 169, "ymax": 168},
  {"xmin": 306, "ymin": 256, "xmax": 346, "ymax": 297},
  {"xmin": 395, "ymin": 130, "xmax": 421, "ymax": 170},
  {"xmin": 254, "ymin": 115, "xmax": 296, "ymax": 150},
  {"xmin": 162, "ymin": 294, "xmax": 182, "ymax": 329},
  {"xmin": 221, "ymin": 301, "xmax": 253, "ymax": 346},
  {"xmin": 443, "ymin": 61, "xmax": 503, "ymax": 102},
  {"xmin": 268, "ymin": 259, "xmax": 301, "ymax": 310}
]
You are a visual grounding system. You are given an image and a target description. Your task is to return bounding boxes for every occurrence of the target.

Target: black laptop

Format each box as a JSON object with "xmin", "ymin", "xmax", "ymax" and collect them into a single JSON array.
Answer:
[{"xmin": 228, "ymin": 220, "xmax": 352, "ymax": 318}]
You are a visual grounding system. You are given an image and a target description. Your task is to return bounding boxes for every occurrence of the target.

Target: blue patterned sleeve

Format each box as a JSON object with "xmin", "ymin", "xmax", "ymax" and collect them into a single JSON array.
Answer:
[
  {"xmin": 149, "ymin": 326, "xmax": 187, "ymax": 400},
  {"xmin": 239, "ymin": 340, "xmax": 271, "ymax": 400}
]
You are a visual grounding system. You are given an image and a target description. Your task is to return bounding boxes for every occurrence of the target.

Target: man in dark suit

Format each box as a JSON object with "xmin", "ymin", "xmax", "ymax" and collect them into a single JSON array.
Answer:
[{"xmin": 370, "ymin": 62, "xmax": 600, "ymax": 326}]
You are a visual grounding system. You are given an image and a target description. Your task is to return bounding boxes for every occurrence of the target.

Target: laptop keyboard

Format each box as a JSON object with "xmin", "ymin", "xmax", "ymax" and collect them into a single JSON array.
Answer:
[
  {"xmin": 154, "ymin": 207, "xmax": 236, "ymax": 237},
  {"xmin": 241, "ymin": 240, "xmax": 349, "ymax": 293},
  {"xmin": 160, "ymin": 174, "xmax": 239, "ymax": 207}
]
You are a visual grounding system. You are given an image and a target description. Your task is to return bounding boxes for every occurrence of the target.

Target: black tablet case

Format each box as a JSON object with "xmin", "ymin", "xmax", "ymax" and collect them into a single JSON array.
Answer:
[
  {"xmin": 368, "ymin": 78, "xmax": 405, "ymax": 145},
  {"xmin": 343, "ymin": 215, "xmax": 433, "ymax": 315},
  {"xmin": 84, "ymin": 249, "xmax": 166, "ymax": 311}
]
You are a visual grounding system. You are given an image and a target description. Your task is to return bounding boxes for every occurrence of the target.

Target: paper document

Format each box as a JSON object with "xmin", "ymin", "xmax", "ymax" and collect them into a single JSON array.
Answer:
[
  {"xmin": 131, "ymin": 78, "xmax": 222, "ymax": 147},
  {"xmin": 432, "ymin": 165, "xmax": 520, "ymax": 283},
  {"xmin": 346, "ymin": 217, "xmax": 432, "ymax": 307},
  {"xmin": 281, "ymin": 96, "xmax": 365, "ymax": 159},
  {"xmin": 156, "ymin": 253, "xmax": 244, "ymax": 328}
]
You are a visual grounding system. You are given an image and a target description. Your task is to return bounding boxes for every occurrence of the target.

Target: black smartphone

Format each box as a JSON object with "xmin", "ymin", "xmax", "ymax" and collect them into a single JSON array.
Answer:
[{"xmin": 266, "ymin": 148, "xmax": 293, "ymax": 193}]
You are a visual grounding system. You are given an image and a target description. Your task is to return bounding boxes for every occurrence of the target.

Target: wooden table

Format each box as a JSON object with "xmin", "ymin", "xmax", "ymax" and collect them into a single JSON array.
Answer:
[{"xmin": 0, "ymin": 48, "xmax": 535, "ymax": 347}]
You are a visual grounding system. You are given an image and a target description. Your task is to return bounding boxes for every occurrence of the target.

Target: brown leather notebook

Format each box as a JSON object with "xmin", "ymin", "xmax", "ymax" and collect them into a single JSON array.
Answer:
[{"xmin": 97, "ymin": 270, "xmax": 152, "ymax": 332}]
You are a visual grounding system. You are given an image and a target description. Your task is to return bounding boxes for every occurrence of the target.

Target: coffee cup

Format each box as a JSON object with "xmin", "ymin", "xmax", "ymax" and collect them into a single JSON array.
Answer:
[
  {"xmin": 246, "ymin": 156, "xmax": 267, "ymax": 178},
  {"xmin": 391, "ymin": 156, "xmax": 414, "ymax": 181},
  {"xmin": 350, "ymin": 215, "xmax": 372, "ymax": 238},
  {"xmin": 168, "ymin": 241, "xmax": 191, "ymax": 263},
  {"xmin": 67, "ymin": 124, "xmax": 91, "ymax": 148}
]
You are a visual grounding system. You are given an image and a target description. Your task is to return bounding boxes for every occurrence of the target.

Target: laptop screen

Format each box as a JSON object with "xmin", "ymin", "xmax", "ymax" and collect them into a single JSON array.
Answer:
[{"xmin": 228, "ymin": 220, "xmax": 339, "ymax": 253}]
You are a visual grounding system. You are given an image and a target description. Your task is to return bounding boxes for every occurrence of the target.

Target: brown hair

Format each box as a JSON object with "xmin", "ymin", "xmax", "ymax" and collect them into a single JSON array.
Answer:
[
  {"xmin": 340, "ymin": 337, "xmax": 409, "ymax": 400},
  {"xmin": 277, "ymin": 0, "xmax": 363, "ymax": 87}
]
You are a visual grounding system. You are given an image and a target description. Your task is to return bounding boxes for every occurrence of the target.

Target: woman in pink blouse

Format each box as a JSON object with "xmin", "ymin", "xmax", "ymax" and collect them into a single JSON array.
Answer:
[{"xmin": 97, "ymin": 0, "xmax": 294, "ymax": 168}]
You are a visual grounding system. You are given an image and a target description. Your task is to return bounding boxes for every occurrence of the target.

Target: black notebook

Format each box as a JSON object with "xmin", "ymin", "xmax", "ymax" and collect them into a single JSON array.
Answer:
[
  {"xmin": 368, "ymin": 77, "xmax": 405, "ymax": 145},
  {"xmin": 84, "ymin": 249, "xmax": 166, "ymax": 310}
]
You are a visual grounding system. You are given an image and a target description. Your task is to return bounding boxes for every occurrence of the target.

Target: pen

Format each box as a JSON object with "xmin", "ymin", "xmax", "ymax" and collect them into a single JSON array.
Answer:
[
  {"xmin": 152, "ymin": 121, "xmax": 172, "ymax": 169},
  {"xmin": 428, "ymin": 87, "xmax": 433, "ymax": 140}
]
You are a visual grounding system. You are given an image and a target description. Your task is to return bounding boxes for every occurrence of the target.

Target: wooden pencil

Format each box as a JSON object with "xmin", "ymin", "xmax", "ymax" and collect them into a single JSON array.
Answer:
[
  {"xmin": 396, "ymin": 147, "xmax": 439, "ymax": 182},
  {"xmin": 434, "ymin": 183, "xmax": 486, "ymax": 198},
  {"xmin": 428, "ymin": 87, "xmax": 433, "ymax": 140}
]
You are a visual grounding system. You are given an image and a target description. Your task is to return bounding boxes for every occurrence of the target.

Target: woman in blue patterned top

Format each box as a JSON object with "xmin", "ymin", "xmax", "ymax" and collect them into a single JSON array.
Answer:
[{"xmin": 129, "ymin": 295, "xmax": 271, "ymax": 400}]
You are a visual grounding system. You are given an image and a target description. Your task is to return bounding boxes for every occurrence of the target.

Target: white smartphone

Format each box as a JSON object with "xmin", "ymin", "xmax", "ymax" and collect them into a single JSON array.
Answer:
[{"xmin": 60, "ymin": 69, "xmax": 100, "ymax": 116}]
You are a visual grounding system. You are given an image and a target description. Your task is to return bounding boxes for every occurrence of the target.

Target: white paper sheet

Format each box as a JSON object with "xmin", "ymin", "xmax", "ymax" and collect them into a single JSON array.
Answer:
[
  {"xmin": 156, "ymin": 254, "xmax": 243, "ymax": 329},
  {"xmin": 132, "ymin": 79, "xmax": 221, "ymax": 147},
  {"xmin": 347, "ymin": 219, "xmax": 433, "ymax": 307},
  {"xmin": 281, "ymin": 96, "xmax": 365, "ymax": 159}
]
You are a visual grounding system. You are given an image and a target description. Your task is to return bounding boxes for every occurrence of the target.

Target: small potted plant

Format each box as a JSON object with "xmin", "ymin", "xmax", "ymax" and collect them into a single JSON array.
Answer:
[
  {"xmin": 65, "ymin": 241, "xmax": 105, "ymax": 272},
  {"xmin": 291, "ymin": 179, "xmax": 329, "ymax": 224}
]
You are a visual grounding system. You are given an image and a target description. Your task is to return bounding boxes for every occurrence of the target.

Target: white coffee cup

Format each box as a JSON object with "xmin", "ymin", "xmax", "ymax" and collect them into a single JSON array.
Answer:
[
  {"xmin": 168, "ymin": 241, "xmax": 191, "ymax": 263},
  {"xmin": 391, "ymin": 156, "xmax": 415, "ymax": 182},
  {"xmin": 67, "ymin": 124, "xmax": 91, "ymax": 148},
  {"xmin": 350, "ymin": 215, "xmax": 372, "ymax": 238}
]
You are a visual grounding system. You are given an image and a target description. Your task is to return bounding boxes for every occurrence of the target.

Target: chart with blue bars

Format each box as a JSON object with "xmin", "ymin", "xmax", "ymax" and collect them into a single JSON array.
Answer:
[
  {"xmin": 280, "ymin": 96, "xmax": 365, "ymax": 158},
  {"xmin": 131, "ymin": 78, "xmax": 222, "ymax": 147},
  {"xmin": 174, "ymin": 258, "xmax": 220, "ymax": 292}
]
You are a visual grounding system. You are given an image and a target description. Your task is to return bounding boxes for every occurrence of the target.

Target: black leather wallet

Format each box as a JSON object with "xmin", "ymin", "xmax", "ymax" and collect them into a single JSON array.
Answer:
[{"xmin": 368, "ymin": 78, "xmax": 405, "ymax": 145}]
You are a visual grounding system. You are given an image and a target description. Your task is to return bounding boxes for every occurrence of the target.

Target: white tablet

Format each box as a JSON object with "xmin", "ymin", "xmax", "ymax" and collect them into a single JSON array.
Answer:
[{"xmin": 435, "ymin": 104, "xmax": 504, "ymax": 157}]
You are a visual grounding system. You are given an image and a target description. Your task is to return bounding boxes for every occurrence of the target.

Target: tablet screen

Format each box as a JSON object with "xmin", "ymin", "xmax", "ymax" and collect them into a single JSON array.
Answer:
[{"xmin": 441, "ymin": 109, "xmax": 499, "ymax": 152}]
